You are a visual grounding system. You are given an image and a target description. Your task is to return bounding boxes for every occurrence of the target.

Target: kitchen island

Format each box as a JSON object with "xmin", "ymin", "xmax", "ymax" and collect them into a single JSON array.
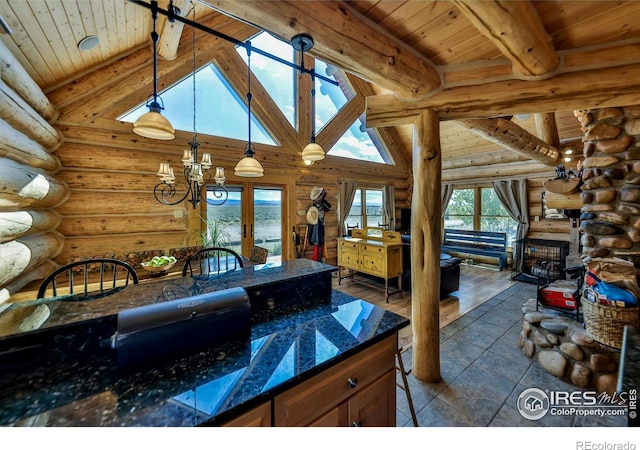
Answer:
[{"xmin": 0, "ymin": 259, "xmax": 409, "ymax": 426}]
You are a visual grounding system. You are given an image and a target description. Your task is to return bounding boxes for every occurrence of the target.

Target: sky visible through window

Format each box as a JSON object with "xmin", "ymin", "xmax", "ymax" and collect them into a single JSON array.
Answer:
[{"xmin": 119, "ymin": 32, "xmax": 390, "ymax": 164}]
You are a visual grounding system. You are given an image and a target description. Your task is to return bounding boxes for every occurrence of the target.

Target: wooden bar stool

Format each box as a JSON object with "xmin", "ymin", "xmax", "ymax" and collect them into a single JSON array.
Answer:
[{"xmin": 396, "ymin": 346, "xmax": 418, "ymax": 426}]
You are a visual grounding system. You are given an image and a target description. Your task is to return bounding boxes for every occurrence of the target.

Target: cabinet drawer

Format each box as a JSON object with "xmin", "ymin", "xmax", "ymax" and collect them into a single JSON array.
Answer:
[
  {"xmin": 361, "ymin": 252, "xmax": 385, "ymax": 276},
  {"xmin": 361, "ymin": 245, "xmax": 383, "ymax": 254},
  {"xmin": 273, "ymin": 333, "xmax": 396, "ymax": 427},
  {"xmin": 339, "ymin": 241, "xmax": 358, "ymax": 250},
  {"xmin": 339, "ymin": 248, "xmax": 359, "ymax": 269}
]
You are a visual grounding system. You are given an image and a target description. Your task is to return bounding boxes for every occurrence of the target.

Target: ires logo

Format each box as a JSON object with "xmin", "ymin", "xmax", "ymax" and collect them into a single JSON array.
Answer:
[{"xmin": 517, "ymin": 388, "xmax": 628, "ymax": 421}]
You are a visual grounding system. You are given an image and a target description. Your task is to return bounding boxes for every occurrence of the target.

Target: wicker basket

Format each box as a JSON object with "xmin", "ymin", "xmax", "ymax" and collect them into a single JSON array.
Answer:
[{"xmin": 582, "ymin": 298, "xmax": 639, "ymax": 349}]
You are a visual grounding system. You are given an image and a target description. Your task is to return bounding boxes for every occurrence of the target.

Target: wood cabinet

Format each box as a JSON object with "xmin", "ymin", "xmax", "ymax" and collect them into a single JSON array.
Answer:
[
  {"xmin": 273, "ymin": 333, "xmax": 397, "ymax": 427},
  {"xmin": 337, "ymin": 228, "xmax": 403, "ymax": 301}
]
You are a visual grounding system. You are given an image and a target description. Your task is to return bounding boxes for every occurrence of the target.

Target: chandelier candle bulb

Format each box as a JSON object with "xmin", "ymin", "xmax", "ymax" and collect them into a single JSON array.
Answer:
[
  {"xmin": 214, "ymin": 167, "xmax": 225, "ymax": 185},
  {"xmin": 157, "ymin": 162, "xmax": 171, "ymax": 178},
  {"xmin": 201, "ymin": 153, "xmax": 212, "ymax": 168},
  {"xmin": 182, "ymin": 150, "xmax": 193, "ymax": 166}
]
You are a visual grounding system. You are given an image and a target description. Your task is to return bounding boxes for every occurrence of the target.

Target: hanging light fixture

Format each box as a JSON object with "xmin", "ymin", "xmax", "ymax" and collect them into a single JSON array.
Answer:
[
  {"xmin": 234, "ymin": 42, "xmax": 265, "ymax": 177},
  {"xmin": 292, "ymin": 34, "xmax": 325, "ymax": 165},
  {"xmin": 153, "ymin": 3, "xmax": 227, "ymax": 208},
  {"xmin": 133, "ymin": 0, "xmax": 175, "ymax": 140}
]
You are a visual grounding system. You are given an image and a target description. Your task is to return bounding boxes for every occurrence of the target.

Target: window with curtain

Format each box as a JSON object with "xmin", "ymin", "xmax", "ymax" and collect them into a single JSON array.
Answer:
[
  {"xmin": 444, "ymin": 187, "xmax": 518, "ymax": 246},
  {"xmin": 345, "ymin": 188, "xmax": 385, "ymax": 229}
]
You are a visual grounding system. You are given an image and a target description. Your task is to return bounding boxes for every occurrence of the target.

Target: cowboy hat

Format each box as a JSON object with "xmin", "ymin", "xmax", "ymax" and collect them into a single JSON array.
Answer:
[
  {"xmin": 310, "ymin": 186, "xmax": 326, "ymax": 202},
  {"xmin": 306, "ymin": 206, "xmax": 319, "ymax": 225}
]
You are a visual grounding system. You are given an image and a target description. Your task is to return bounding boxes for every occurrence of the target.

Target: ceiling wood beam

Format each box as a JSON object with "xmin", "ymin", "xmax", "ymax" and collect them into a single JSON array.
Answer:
[
  {"xmin": 453, "ymin": 0, "xmax": 559, "ymax": 77},
  {"xmin": 204, "ymin": 0, "xmax": 440, "ymax": 100},
  {"xmin": 366, "ymin": 62, "xmax": 640, "ymax": 126},
  {"xmin": 456, "ymin": 117, "xmax": 561, "ymax": 166},
  {"xmin": 157, "ymin": 0, "xmax": 191, "ymax": 61},
  {"xmin": 534, "ymin": 112, "xmax": 561, "ymax": 149}
]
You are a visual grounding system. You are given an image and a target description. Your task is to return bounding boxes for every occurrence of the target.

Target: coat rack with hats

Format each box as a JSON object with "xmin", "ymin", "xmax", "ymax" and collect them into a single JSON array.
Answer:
[{"xmin": 303, "ymin": 187, "xmax": 331, "ymax": 262}]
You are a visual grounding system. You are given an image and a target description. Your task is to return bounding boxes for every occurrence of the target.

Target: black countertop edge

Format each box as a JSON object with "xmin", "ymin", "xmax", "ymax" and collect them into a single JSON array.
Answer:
[{"xmin": 203, "ymin": 327, "xmax": 406, "ymax": 426}]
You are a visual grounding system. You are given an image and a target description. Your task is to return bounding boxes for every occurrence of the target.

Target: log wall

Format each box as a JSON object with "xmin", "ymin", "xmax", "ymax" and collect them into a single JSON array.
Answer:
[{"xmin": 0, "ymin": 41, "xmax": 64, "ymax": 303}]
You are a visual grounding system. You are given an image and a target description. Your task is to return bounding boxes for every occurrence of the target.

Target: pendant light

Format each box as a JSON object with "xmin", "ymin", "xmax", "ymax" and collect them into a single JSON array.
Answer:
[
  {"xmin": 292, "ymin": 34, "xmax": 325, "ymax": 165},
  {"xmin": 133, "ymin": 0, "xmax": 175, "ymax": 141},
  {"xmin": 234, "ymin": 42, "xmax": 264, "ymax": 177}
]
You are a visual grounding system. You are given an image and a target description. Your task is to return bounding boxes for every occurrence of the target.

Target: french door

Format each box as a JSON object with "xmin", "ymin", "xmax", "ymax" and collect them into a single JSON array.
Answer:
[{"xmin": 206, "ymin": 183, "xmax": 284, "ymax": 263}]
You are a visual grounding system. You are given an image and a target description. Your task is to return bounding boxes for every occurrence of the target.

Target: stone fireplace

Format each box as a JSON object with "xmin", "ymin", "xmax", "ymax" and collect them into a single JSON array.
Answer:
[{"xmin": 518, "ymin": 106, "xmax": 640, "ymax": 393}]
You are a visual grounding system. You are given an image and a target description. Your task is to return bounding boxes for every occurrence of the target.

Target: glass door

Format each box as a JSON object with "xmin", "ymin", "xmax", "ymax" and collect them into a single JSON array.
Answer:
[
  {"xmin": 253, "ymin": 187, "xmax": 282, "ymax": 264},
  {"xmin": 206, "ymin": 184, "xmax": 284, "ymax": 263},
  {"xmin": 206, "ymin": 186, "xmax": 243, "ymax": 256}
]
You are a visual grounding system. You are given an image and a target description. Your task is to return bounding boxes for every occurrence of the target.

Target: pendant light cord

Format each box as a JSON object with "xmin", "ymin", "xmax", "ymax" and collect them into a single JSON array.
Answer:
[
  {"xmin": 246, "ymin": 42, "xmax": 253, "ymax": 156},
  {"xmin": 310, "ymin": 68, "xmax": 316, "ymax": 143},
  {"xmin": 151, "ymin": 1, "xmax": 159, "ymax": 105},
  {"xmin": 192, "ymin": 2, "xmax": 197, "ymax": 142}
]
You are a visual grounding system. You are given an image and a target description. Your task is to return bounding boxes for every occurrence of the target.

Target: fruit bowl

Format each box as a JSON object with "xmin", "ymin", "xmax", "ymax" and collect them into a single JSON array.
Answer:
[{"xmin": 141, "ymin": 256, "xmax": 177, "ymax": 275}]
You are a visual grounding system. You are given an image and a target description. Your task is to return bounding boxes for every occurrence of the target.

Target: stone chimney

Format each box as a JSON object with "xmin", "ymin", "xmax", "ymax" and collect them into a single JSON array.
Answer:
[{"xmin": 576, "ymin": 106, "xmax": 640, "ymax": 271}]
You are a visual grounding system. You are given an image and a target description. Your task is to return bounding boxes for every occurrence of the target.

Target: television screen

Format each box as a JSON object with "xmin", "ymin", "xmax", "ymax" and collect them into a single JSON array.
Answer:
[{"xmin": 400, "ymin": 208, "xmax": 411, "ymax": 232}]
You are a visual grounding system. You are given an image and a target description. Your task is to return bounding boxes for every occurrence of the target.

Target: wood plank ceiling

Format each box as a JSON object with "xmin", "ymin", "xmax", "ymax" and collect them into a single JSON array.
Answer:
[{"xmin": 2, "ymin": 0, "xmax": 640, "ymax": 184}]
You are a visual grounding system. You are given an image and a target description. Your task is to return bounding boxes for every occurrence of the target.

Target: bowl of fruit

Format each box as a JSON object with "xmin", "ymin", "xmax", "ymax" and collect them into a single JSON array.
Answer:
[{"xmin": 141, "ymin": 255, "xmax": 177, "ymax": 275}]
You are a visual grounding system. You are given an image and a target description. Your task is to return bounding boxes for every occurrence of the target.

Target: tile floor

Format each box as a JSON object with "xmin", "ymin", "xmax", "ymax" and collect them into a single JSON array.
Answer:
[{"xmin": 395, "ymin": 281, "xmax": 628, "ymax": 427}]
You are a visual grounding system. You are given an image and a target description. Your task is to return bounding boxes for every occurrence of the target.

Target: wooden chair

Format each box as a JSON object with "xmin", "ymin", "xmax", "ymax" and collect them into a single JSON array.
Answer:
[
  {"xmin": 248, "ymin": 246, "xmax": 269, "ymax": 264},
  {"xmin": 182, "ymin": 247, "xmax": 244, "ymax": 276},
  {"xmin": 346, "ymin": 223, "xmax": 359, "ymax": 236},
  {"xmin": 37, "ymin": 258, "xmax": 139, "ymax": 300}
]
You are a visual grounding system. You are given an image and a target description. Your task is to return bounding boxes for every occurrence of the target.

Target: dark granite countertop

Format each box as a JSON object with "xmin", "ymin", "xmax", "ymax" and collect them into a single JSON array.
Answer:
[
  {"xmin": 0, "ymin": 259, "xmax": 336, "ymax": 339},
  {"xmin": 0, "ymin": 289, "xmax": 409, "ymax": 426}
]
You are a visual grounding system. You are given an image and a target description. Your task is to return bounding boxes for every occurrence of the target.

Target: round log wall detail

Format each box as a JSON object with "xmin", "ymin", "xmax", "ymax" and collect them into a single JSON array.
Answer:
[{"xmin": 576, "ymin": 106, "xmax": 640, "ymax": 263}]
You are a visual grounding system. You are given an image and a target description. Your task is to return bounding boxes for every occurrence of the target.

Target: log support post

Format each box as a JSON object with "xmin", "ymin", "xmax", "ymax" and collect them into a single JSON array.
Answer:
[{"xmin": 411, "ymin": 109, "xmax": 441, "ymax": 382}]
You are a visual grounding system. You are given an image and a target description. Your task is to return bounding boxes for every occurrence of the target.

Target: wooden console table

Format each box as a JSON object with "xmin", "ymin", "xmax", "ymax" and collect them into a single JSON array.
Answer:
[{"xmin": 337, "ymin": 228, "xmax": 403, "ymax": 302}]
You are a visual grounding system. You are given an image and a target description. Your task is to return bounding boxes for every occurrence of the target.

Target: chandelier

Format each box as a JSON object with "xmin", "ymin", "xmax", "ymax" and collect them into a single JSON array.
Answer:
[{"xmin": 153, "ymin": 3, "xmax": 227, "ymax": 207}]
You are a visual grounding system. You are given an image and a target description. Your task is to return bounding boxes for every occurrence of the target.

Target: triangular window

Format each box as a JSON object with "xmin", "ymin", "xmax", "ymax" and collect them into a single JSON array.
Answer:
[
  {"xmin": 315, "ymin": 61, "xmax": 391, "ymax": 164},
  {"xmin": 315, "ymin": 59, "xmax": 349, "ymax": 132},
  {"xmin": 237, "ymin": 32, "xmax": 296, "ymax": 129},
  {"xmin": 118, "ymin": 64, "xmax": 276, "ymax": 145},
  {"xmin": 327, "ymin": 113, "xmax": 389, "ymax": 164}
]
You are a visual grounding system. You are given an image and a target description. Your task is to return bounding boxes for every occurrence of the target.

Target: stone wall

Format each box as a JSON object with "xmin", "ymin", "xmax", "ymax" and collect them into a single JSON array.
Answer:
[
  {"xmin": 576, "ymin": 106, "xmax": 640, "ymax": 265},
  {"xmin": 519, "ymin": 299, "xmax": 619, "ymax": 394}
]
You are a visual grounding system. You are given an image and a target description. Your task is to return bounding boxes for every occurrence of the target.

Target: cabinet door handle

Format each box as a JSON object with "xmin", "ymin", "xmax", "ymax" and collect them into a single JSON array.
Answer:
[
  {"xmin": 352, "ymin": 421, "xmax": 362, "ymax": 427},
  {"xmin": 347, "ymin": 378, "xmax": 358, "ymax": 388}
]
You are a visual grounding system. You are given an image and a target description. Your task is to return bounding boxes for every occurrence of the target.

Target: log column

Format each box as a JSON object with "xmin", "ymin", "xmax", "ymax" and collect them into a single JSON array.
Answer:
[{"xmin": 411, "ymin": 109, "xmax": 442, "ymax": 382}]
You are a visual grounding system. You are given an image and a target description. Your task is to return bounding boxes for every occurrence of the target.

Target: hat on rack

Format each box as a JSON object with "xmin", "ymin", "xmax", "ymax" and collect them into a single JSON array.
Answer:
[
  {"xmin": 306, "ymin": 206, "xmax": 319, "ymax": 225},
  {"xmin": 310, "ymin": 186, "xmax": 326, "ymax": 202}
]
